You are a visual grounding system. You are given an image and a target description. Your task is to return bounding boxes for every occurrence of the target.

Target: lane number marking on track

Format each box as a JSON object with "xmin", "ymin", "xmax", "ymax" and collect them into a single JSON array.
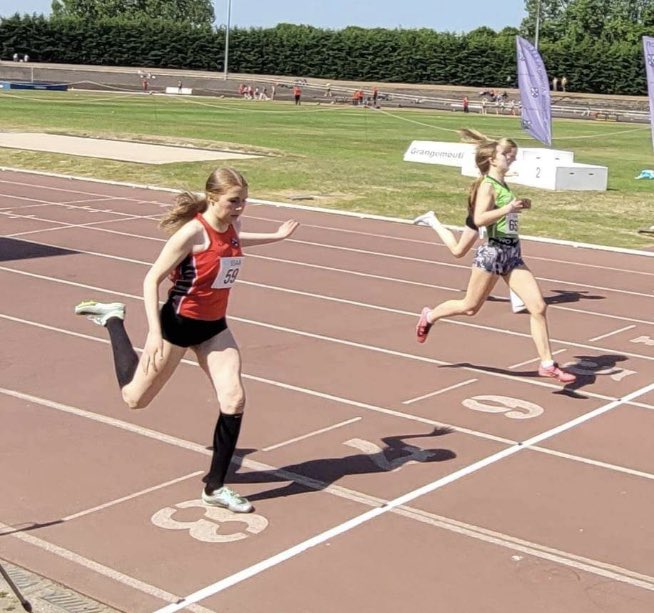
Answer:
[
  {"xmin": 462, "ymin": 395, "xmax": 544, "ymax": 420},
  {"xmin": 151, "ymin": 500, "xmax": 268, "ymax": 543}
]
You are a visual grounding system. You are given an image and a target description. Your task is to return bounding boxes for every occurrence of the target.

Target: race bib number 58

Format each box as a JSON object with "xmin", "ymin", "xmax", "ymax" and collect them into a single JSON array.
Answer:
[{"xmin": 211, "ymin": 257, "xmax": 243, "ymax": 288}]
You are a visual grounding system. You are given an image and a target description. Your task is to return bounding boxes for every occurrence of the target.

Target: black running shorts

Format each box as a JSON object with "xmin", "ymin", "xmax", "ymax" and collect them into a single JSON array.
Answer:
[{"xmin": 160, "ymin": 301, "xmax": 228, "ymax": 347}]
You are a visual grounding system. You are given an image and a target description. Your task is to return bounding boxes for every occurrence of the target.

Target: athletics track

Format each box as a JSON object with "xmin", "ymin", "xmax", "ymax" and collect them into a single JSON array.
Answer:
[{"xmin": 1, "ymin": 168, "xmax": 653, "ymax": 613}]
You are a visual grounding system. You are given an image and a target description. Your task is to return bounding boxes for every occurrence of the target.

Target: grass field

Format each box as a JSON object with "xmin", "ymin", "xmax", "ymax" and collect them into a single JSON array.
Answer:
[{"xmin": 0, "ymin": 89, "xmax": 652, "ymax": 249}]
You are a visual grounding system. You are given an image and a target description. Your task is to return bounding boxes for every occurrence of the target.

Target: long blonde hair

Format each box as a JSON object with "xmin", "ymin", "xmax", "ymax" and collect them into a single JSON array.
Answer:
[
  {"xmin": 159, "ymin": 167, "xmax": 249, "ymax": 234},
  {"xmin": 459, "ymin": 129, "xmax": 517, "ymax": 212}
]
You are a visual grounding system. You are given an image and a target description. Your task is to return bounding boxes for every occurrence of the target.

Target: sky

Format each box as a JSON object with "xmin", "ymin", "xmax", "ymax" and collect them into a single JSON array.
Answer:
[{"xmin": 0, "ymin": 0, "xmax": 527, "ymax": 34}]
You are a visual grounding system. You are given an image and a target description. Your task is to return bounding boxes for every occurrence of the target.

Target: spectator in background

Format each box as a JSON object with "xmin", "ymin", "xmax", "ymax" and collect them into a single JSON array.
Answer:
[
  {"xmin": 293, "ymin": 84, "xmax": 302, "ymax": 105},
  {"xmin": 552, "ymin": 77, "xmax": 559, "ymax": 92},
  {"xmin": 463, "ymin": 96, "xmax": 469, "ymax": 113},
  {"xmin": 561, "ymin": 76, "xmax": 568, "ymax": 92},
  {"xmin": 373, "ymin": 86, "xmax": 379, "ymax": 106},
  {"xmin": 324, "ymin": 82, "xmax": 332, "ymax": 97}
]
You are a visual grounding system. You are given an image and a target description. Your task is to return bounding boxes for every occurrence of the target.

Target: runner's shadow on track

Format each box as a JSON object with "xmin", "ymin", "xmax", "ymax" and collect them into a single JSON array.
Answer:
[
  {"xmin": 440, "ymin": 361, "xmax": 590, "ymax": 399},
  {"xmin": 0, "ymin": 519, "xmax": 63, "ymax": 537},
  {"xmin": 230, "ymin": 427, "xmax": 456, "ymax": 503},
  {"xmin": 487, "ymin": 289, "xmax": 605, "ymax": 306},
  {"xmin": 0, "ymin": 237, "xmax": 79, "ymax": 262},
  {"xmin": 544, "ymin": 289, "xmax": 605, "ymax": 305},
  {"xmin": 549, "ymin": 354, "xmax": 629, "ymax": 395}
]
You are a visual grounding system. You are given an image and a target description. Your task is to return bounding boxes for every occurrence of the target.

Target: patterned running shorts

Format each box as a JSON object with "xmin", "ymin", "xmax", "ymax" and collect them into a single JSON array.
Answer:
[{"xmin": 473, "ymin": 240, "xmax": 524, "ymax": 276}]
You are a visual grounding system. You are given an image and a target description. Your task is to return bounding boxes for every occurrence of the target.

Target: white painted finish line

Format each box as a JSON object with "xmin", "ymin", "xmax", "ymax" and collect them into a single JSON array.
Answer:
[{"xmin": 154, "ymin": 380, "xmax": 654, "ymax": 612}]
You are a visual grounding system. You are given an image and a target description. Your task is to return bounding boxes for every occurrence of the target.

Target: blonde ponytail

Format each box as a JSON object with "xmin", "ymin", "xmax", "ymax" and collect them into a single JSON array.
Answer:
[
  {"xmin": 158, "ymin": 167, "xmax": 248, "ymax": 235},
  {"xmin": 159, "ymin": 192, "xmax": 208, "ymax": 235},
  {"xmin": 459, "ymin": 129, "xmax": 518, "ymax": 211}
]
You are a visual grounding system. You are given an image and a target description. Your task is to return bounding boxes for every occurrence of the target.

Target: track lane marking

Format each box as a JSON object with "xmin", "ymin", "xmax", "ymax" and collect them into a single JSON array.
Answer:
[
  {"xmin": 2, "ymin": 385, "xmax": 653, "ymax": 613},
  {"xmin": 155, "ymin": 380, "xmax": 654, "ymax": 611}
]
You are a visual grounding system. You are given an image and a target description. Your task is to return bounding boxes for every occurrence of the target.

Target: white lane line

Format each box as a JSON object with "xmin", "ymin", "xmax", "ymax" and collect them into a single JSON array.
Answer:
[
  {"xmin": 509, "ymin": 349, "xmax": 567, "ymax": 370},
  {"xmin": 262, "ymin": 417, "xmax": 362, "ymax": 451},
  {"xmin": 4, "ymin": 222, "xmax": 654, "ymax": 303},
  {"xmin": 552, "ymin": 305, "xmax": 654, "ymax": 327},
  {"xmin": 3, "ymin": 236, "xmax": 654, "ymax": 366},
  {"xmin": 0, "ymin": 521, "xmax": 215, "ymax": 613},
  {"xmin": 0, "ymin": 274, "xmax": 647, "ymax": 404},
  {"xmin": 0, "ymin": 177, "xmax": 163, "ymax": 204},
  {"xmin": 3, "ymin": 386, "xmax": 653, "ymax": 606},
  {"xmin": 0, "ymin": 315, "xmax": 515, "ymax": 445},
  {"xmin": 244, "ymin": 214, "xmax": 654, "ymax": 277},
  {"xmin": 402, "ymin": 379, "xmax": 478, "ymax": 405},
  {"xmin": 2, "ymin": 171, "xmax": 653, "ymax": 268},
  {"xmin": 286, "ymin": 238, "xmax": 654, "ymax": 299},
  {"xmin": 3, "ymin": 230, "xmax": 654, "ymax": 329},
  {"xmin": 250, "ymin": 253, "xmax": 461, "ymax": 292},
  {"xmin": 6, "ymin": 216, "xmax": 157, "ymax": 238},
  {"xmin": 237, "ymin": 289, "xmax": 654, "ymax": 365},
  {"xmin": 0, "ymin": 193, "xmax": 152, "ymax": 217},
  {"xmin": 61, "ymin": 471, "xmax": 203, "ymax": 522},
  {"xmin": 0, "ymin": 305, "xmax": 623, "ymax": 408},
  {"xmin": 531, "ymin": 446, "xmax": 654, "ymax": 481},
  {"xmin": 588, "ymin": 325, "xmax": 637, "ymax": 342},
  {"xmin": 155, "ymin": 380, "xmax": 654, "ymax": 612}
]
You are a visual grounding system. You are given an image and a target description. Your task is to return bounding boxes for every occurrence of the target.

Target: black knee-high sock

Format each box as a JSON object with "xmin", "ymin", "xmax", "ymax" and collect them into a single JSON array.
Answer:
[
  {"xmin": 203, "ymin": 413, "xmax": 243, "ymax": 493},
  {"xmin": 106, "ymin": 317, "xmax": 139, "ymax": 389}
]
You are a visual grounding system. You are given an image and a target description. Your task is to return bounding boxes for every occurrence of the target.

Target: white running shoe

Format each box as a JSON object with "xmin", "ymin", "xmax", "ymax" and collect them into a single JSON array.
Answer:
[
  {"xmin": 202, "ymin": 486, "xmax": 253, "ymax": 513},
  {"xmin": 509, "ymin": 291, "xmax": 527, "ymax": 314},
  {"xmin": 413, "ymin": 210, "xmax": 439, "ymax": 228},
  {"xmin": 74, "ymin": 300, "xmax": 126, "ymax": 326}
]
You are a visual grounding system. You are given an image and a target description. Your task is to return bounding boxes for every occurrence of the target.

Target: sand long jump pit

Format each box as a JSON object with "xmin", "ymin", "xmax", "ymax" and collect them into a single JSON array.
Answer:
[{"xmin": 0, "ymin": 133, "xmax": 259, "ymax": 164}]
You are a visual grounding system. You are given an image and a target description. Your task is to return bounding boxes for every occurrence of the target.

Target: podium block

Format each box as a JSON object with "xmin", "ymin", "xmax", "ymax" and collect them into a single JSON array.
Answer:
[{"xmin": 405, "ymin": 140, "xmax": 608, "ymax": 191}]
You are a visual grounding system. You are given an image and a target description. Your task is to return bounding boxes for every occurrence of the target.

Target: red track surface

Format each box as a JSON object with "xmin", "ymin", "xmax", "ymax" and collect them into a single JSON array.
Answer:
[{"xmin": 1, "ymin": 169, "xmax": 653, "ymax": 613}]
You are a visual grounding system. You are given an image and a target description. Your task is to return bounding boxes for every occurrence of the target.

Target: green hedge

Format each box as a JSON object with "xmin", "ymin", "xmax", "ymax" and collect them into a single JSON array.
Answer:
[{"xmin": 0, "ymin": 15, "xmax": 649, "ymax": 95}]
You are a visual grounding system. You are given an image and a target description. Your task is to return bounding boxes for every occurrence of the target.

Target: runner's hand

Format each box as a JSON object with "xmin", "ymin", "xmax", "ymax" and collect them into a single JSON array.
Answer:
[
  {"xmin": 276, "ymin": 220, "xmax": 300, "ymax": 239},
  {"xmin": 142, "ymin": 331, "xmax": 164, "ymax": 374},
  {"xmin": 508, "ymin": 199, "xmax": 528, "ymax": 213}
]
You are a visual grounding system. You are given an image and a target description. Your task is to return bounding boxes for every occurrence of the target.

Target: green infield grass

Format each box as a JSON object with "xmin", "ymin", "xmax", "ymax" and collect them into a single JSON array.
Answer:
[{"xmin": 0, "ymin": 89, "xmax": 652, "ymax": 249}]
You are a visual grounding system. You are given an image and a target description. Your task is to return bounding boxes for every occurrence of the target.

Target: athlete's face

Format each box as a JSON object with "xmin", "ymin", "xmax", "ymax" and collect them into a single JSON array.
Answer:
[
  {"xmin": 209, "ymin": 186, "xmax": 248, "ymax": 223},
  {"xmin": 493, "ymin": 146, "xmax": 517, "ymax": 172}
]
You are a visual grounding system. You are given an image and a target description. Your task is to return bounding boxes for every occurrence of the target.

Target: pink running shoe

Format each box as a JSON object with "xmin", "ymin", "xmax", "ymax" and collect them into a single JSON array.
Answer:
[
  {"xmin": 416, "ymin": 307, "xmax": 433, "ymax": 343},
  {"xmin": 538, "ymin": 363, "xmax": 577, "ymax": 383}
]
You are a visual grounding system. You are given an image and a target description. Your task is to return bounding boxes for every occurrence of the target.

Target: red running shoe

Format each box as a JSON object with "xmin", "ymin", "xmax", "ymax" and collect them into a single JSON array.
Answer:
[
  {"xmin": 416, "ymin": 307, "xmax": 433, "ymax": 343},
  {"xmin": 538, "ymin": 363, "xmax": 576, "ymax": 383}
]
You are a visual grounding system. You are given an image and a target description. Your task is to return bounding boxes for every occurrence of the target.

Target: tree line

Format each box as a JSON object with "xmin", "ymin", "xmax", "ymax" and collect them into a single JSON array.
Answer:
[{"xmin": 1, "ymin": 0, "xmax": 653, "ymax": 95}]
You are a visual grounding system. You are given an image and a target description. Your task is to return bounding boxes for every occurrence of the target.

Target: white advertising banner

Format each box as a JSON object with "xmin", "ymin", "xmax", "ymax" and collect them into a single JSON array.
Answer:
[{"xmin": 403, "ymin": 141, "xmax": 475, "ymax": 167}]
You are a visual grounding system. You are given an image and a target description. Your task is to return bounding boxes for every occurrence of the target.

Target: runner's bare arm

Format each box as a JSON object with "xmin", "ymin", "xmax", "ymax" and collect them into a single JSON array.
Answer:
[{"xmin": 238, "ymin": 220, "xmax": 300, "ymax": 246}]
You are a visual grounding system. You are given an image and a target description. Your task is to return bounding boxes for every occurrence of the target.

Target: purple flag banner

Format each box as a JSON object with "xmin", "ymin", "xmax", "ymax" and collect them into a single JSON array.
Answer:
[
  {"xmin": 643, "ymin": 37, "xmax": 654, "ymax": 150},
  {"xmin": 516, "ymin": 36, "xmax": 552, "ymax": 146}
]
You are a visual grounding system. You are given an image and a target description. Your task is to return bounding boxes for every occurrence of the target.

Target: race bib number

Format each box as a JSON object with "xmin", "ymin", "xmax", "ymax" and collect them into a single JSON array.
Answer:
[
  {"xmin": 506, "ymin": 213, "xmax": 519, "ymax": 235},
  {"xmin": 211, "ymin": 257, "xmax": 243, "ymax": 289}
]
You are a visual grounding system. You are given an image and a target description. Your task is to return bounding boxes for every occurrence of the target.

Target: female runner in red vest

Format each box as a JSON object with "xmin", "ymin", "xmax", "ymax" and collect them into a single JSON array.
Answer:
[{"xmin": 75, "ymin": 167, "xmax": 299, "ymax": 513}]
